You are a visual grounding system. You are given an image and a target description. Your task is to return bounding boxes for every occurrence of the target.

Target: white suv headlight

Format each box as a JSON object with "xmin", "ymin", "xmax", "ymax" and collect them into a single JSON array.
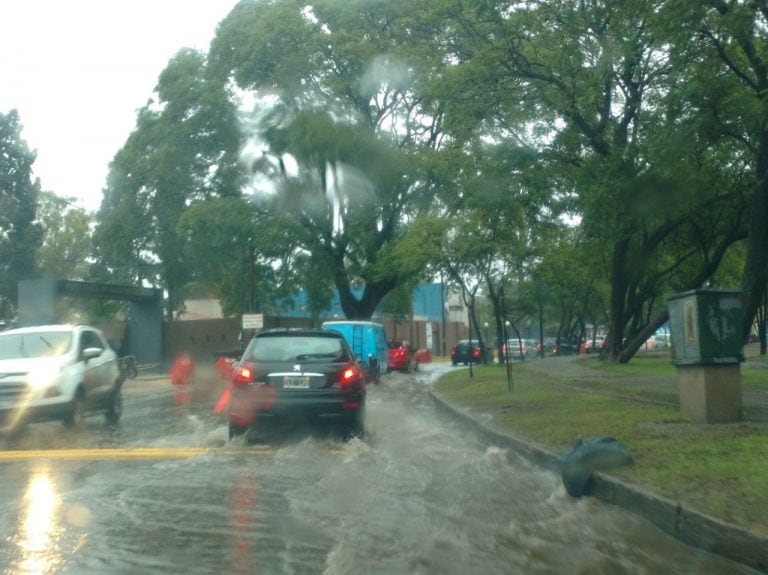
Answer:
[{"xmin": 26, "ymin": 365, "xmax": 64, "ymax": 395}]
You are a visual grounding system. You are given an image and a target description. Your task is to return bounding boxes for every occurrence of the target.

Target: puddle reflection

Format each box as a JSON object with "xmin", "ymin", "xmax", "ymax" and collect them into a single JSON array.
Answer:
[{"xmin": 10, "ymin": 465, "xmax": 65, "ymax": 575}]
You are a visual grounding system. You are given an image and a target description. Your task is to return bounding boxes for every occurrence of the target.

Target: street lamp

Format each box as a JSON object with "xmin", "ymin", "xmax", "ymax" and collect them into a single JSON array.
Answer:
[{"xmin": 483, "ymin": 321, "xmax": 489, "ymax": 363}]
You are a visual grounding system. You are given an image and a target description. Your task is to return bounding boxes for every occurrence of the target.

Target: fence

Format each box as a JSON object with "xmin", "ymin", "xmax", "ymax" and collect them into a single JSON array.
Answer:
[{"xmin": 163, "ymin": 316, "xmax": 470, "ymax": 361}]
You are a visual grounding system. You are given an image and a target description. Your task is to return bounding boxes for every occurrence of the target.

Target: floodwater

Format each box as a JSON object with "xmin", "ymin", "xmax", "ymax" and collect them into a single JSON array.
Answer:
[{"xmin": 0, "ymin": 364, "xmax": 757, "ymax": 574}]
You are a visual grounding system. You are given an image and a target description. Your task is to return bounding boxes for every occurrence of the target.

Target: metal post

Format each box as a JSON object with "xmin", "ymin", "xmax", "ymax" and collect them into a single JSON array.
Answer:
[
  {"xmin": 505, "ymin": 320, "xmax": 513, "ymax": 392},
  {"xmin": 468, "ymin": 311, "xmax": 474, "ymax": 378}
]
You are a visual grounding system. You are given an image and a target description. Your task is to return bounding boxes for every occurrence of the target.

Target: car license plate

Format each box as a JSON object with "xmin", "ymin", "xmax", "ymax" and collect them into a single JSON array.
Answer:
[{"xmin": 282, "ymin": 375, "xmax": 310, "ymax": 389}]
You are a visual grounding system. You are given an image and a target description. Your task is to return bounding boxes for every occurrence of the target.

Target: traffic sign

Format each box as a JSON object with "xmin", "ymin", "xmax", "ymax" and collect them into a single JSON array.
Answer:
[{"xmin": 242, "ymin": 313, "xmax": 264, "ymax": 329}]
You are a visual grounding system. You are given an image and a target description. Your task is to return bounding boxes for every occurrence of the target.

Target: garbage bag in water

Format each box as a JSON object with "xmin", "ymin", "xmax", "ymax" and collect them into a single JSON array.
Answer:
[{"xmin": 557, "ymin": 437, "xmax": 634, "ymax": 498}]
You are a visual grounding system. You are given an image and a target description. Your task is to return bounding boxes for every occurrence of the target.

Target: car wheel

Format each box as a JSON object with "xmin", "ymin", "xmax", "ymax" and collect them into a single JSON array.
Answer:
[
  {"xmin": 228, "ymin": 422, "xmax": 248, "ymax": 441},
  {"xmin": 63, "ymin": 389, "xmax": 86, "ymax": 427},
  {"xmin": 105, "ymin": 386, "xmax": 123, "ymax": 427},
  {"xmin": 341, "ymin": 410, "xmax": 365, "ymax": 440}
]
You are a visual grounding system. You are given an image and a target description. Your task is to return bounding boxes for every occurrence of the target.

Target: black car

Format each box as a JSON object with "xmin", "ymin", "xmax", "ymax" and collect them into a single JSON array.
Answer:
[
  {"xmin": 450, "ymin": 339, "xmax": 488, "ymax": 365},
  {"xmin": 226, "ymin": 328, "xmax": 365, "ymax": 441},
  {"xmin": 543, "ymin": 338, "xmax": 578, "ymax": 356}
]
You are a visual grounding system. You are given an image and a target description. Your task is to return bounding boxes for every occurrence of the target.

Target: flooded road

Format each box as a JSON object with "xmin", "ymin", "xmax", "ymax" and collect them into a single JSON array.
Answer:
[{"xmin": 0, "ymin": 365, "xmax": 756, "ymax": 574}]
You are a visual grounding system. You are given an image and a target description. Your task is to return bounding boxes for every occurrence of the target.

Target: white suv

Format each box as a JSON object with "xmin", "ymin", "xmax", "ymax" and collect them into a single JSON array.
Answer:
[{"xmin": 0, "ymin": 324, "xmax": 123, "ymax": 433}]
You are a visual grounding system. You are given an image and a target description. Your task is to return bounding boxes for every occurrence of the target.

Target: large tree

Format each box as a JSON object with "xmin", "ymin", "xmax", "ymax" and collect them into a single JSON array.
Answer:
[
  {"xmin": 208, "ymin": 0, "xmax": 445, "ymax": 319},
  {"xmin": 0, "ymin": 110, "xmax": 42, "ymax": 318},
  {"xmin": 94, "ymin": 49, "xmax": 244, "ymax": 319},
  {"xmin": 427, "ymin": 0, "xmax": 750, "ymax": 361},
  {"xmin": 677, "ymin": 0, "xmax": 768, "ymax": 338}
]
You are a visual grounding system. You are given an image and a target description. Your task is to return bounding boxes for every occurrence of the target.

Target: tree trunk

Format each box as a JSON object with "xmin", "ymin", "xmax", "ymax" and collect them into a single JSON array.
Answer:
[
  {"xmin": 740, "ymin": 128, "xmax": 768, "ymax": 339},
  {"xmin": 617, "ymin": 310, "xmax": 669, "ymax": 364},
  {"xmin": 605, "ymin": 237, "xmax": 630, "ymax": 361}
]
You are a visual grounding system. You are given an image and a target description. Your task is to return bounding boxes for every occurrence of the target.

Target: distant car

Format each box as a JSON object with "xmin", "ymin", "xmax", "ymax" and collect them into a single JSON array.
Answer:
[
  {"xmin": 227, "ymin": 328, "xmax": 366, "ymax": 442},
  {"xmin": 544, "ymin": 337, "xmax": 579, "ymax": 357},
  {"xmin": 387, "ymin": 340, "xmax": 418, "ymax": 373},
  {"xmin": 580, "ymin": 336, "xmax": 606, "ymax": 354},
  {"xmin": 643, "ymin": 334, "xmax": 670, "ymax": 351},
  {"xmin": 502, "ymin": 338, "xmax": 528, "ymax": 360},
  {"xmin": 0, "ymin": 324, "xmax": 123, "ymax": 433},
  {"xmin": 545, "ymin": 340, "xmax": 578, "ymax": 356},
  {"xmin": 523, "ymin": 339, "xmax": 540, "ymax": 356},
  {"xmin": 450, "ymin": 340, "xmax": 486, "ymax": 365}
]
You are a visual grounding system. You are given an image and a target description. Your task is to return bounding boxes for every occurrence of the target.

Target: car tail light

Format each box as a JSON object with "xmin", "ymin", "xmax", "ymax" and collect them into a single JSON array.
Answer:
[
  {"xmin": 335, "ymin": 364, "xmax": 363, "ymax": 390},
  {"xmin": 472, "ymin": 348, "xmax": 480, "ymax": 358},
  {"xmin": 392, "ymin": 349, "xmax": 405, "ymax": 359},
  {"xmin": 232, "ymin": 365, "xmax": 253, "ymax": 387}
]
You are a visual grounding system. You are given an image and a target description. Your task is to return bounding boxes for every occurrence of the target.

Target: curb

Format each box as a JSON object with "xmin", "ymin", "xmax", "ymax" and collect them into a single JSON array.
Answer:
[{"xmin": 429, "ymin": 390, "xmax": 768, "ymax": 574}]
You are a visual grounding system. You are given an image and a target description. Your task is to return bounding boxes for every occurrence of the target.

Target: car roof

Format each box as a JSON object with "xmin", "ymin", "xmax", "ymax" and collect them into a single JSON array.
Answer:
[
  {"xmin": 0, "ymin": 324, "xmax": 86, "ymax": 335},
  {"xmin": 255, "ymin": 328, "xmax": 344, "ymax": 338}
]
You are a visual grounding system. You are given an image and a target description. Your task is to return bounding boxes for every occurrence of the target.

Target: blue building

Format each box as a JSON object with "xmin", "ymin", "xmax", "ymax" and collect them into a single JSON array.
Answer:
[{"xmin": 275, "ymin": 282, "xmax": 447, "ymax": 323}]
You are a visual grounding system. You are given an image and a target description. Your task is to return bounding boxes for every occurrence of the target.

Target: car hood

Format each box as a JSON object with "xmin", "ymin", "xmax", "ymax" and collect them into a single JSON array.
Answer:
[{"xmin": 0, "ymin": 356, "xmax": 69, "ymax": 375}]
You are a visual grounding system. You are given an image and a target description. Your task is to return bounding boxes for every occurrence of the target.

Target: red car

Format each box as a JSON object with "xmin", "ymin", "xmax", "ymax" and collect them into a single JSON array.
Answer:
[{"xmin": 387, "ymin": 340, "xmax": 418, "ymax": 373}]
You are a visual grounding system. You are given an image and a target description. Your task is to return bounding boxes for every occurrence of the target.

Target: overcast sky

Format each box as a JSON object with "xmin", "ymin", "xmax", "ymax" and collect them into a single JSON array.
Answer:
[{"xmin": 0, "ymin": 0, "xmax": 240, "ymax": 212}]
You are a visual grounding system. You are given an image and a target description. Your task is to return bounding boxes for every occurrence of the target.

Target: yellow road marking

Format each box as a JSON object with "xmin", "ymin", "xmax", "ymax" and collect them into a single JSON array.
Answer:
[
  {"xmin": 0, "ymin": 447, "xmax": 269, "ymax": 460},
  {"xmin": 0, "ymin": 446, "xmax": 346, "ymax": 460}
]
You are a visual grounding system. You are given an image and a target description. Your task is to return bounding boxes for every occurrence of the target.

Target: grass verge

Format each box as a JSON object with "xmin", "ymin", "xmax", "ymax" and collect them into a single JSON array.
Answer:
[{"xmin": 432, "ymin": 364, "xmax": 768, "ymax": 535}]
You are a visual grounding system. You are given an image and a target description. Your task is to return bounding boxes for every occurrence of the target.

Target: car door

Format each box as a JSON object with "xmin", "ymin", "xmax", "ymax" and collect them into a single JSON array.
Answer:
[{"xmin": 79, "ymin": 329, "xmax": 112, "ymax": 402}]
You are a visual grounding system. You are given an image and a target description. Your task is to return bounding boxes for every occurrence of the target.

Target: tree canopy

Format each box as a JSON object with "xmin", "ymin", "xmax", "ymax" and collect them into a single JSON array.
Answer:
[
  {"xmin": 70, "ymin": 0, "xmax": 767, "ymax": 361},
  {"xmin": 0, "ymin": 110, "xmax": 41, "ymax": 318}
]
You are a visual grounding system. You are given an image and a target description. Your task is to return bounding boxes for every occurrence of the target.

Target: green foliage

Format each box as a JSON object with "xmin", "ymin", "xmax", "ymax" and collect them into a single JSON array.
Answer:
[
  {"xmin": 84, "ymin": 0, "xmax": 764, "ymax": 356},
  {"xmin": 94, "ymin": 49, "xmax": 244, "ymax": 319},
  {"xmin": 0, "ymin": 110, "xmax": 42, "ymax": 317},
  {"xmin": 209, "ymin": 0, "xmax": 447, "ymax": 319},
  {"xmin": 36, "ymin": 192, "xmax": 91, "ymax": 280}
]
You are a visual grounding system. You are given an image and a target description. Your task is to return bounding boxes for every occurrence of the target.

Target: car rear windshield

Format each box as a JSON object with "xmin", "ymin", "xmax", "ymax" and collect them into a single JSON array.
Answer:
[
  {"xmin": 0, "ymin": 332, "xmax": 73, "ymax": 359},
  {"xmin": 243, "ymin": 335, "xmax": 346, "ymax": 362}
]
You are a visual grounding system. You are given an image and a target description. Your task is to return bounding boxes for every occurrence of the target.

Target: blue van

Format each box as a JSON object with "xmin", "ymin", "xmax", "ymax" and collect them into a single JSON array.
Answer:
[{"xmin": 321, "ymin": 320, "xmax": 388, "ymax": 383}]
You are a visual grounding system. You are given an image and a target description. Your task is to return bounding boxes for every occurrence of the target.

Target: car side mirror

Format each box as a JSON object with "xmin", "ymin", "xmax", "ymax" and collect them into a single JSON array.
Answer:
[{"xmin": 82, "ymin": 347, "xmax": 103, "ymax": 361}]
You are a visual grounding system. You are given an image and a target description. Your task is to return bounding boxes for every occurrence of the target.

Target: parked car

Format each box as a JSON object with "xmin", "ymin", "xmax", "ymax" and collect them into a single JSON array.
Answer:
[
  {"xmin": 524, "ymin": 339, "xmax": 540, "ymax": 355},
  {"xmin": 543, "ymin": 338, "xmax": 578, "ymax": 356},
  {"xmin": 227, "ymin": 328, "xmax": 365, "ymax": 442},
  {"xmin": 643, "ymin": 334, "xmax": 670, "ymax": 351},
  {"xmin": 387, "ymin": 340, "xmax": 418, "ymax": 373},
  {"xmin": 580, "ymin": 336, "xmax": 607, "ymax": 354},
  {"xmin": 0, "ymin": 324, "xmax": 123, "ymax": 433},
  {"xmin": 502, "ymin": 338, "xmax": 528, "ymax": 360},
  {"xmin": 450, "ymin": 339, "xmax": 487, "ymax": 365},
  {"xmin": 554, "ymin": 342, "xmax": 578, "ymax": 356},
  {"xmin": 321, "ymin": 320, "xmax": 388, "ymax": 383}
]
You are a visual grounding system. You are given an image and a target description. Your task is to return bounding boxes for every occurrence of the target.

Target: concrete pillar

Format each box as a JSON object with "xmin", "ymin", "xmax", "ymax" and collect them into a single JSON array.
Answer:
[{"xmin": 676, "ymin": 364, "xmax": 742, "ymax": 423}]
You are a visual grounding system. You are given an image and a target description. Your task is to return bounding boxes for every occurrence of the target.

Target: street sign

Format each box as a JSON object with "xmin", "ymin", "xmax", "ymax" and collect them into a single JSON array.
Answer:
[{"xmin": 242, "ymin": 313, "xmax": 264, "ymax": 329}]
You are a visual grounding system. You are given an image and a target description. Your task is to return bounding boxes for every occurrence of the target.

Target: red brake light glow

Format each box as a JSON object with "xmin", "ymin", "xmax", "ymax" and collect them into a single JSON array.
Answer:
[
  {"xmin": 232, "ymin": 365, "xmax": 253, "ymax": 387},
  {"xmin": 338, "ymin": 365, "xmax": 363, "ymax": 389}
]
